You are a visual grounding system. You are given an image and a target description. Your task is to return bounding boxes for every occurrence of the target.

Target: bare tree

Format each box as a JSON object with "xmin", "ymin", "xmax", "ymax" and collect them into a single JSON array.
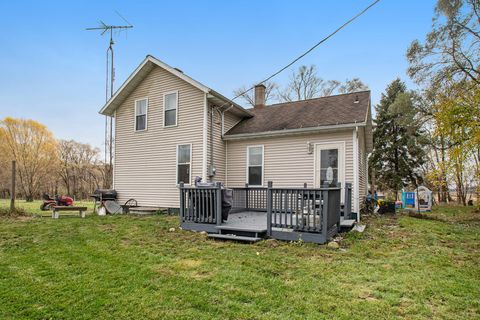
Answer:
[
  {"xmin": 58, "ymin": 139, "xmax": 102, "ymax": 199},
  {"xmin": 276, "ymin": 65, "xmax": 368, "ymax": 102},
  {"xmin": 234, "ymin": 65, "xmax": 369, "ymax": 105},
  {"xmin": 276, "ymin": 65, "xmax": 342, "ymax": 102},
  {"xmin": 338, "ymin": 78, "xmax": 369, "ymax": 94},
  {"xmin": 233, "ymin": 81, "xmax": 278, "ymax": 107},
  {"xmin": 407, "ymin": 0, "xmax": 480, "ymax": 86}
]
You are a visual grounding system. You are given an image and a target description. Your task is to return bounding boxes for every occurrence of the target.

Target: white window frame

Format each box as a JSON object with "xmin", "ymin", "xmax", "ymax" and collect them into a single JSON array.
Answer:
[
  {"xmin": 246, "ymin": 145, "xmax": 264, "ymax": 187},
  {"xmin": 163, "ymin": 91, "xmax": 179, "ymax": 128},
  {"xmin": 176, "ymin": 143, "xmax": 192, "ymax": 185},
  {"xmin": 134, "ymin": 97, "xmax": 148, "ymax": 132}
]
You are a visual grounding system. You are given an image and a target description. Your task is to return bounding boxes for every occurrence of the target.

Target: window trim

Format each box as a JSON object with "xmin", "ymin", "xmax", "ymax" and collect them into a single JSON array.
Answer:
[
  {"xmin": 176, "ymin": 143, "xmax": 192, "ymax": 185},
  {"xmin": 163, "ymin": 91, "xmax": 179, "ymax": 128},
  {"xmin": 134, "ymin": 97, "xmax": 148, "ymax": 132},
  {"xmin": 246, "ymin": 145, "xmax": 264, "ymax": 187}
]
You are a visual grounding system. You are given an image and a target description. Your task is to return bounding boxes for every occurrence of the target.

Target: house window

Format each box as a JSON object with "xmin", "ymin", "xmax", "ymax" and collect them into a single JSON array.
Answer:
[
  {"xmin": 247, "ymin": 146, "xmax": 263, "ymax": 186},
  {"xmin": 320, "ymin": 149, "xmax": 338, "ymax": 187},
  {"xmin": 135, "ymin": 98, "xmax": 148, "ymax": 131},
  {"xmin": 177, "ymin": 144, "xmax": 191, "ymax": 184},
  {"xmin": 164, "ymin": 92, "xmax": 178, "ymax": 127}
]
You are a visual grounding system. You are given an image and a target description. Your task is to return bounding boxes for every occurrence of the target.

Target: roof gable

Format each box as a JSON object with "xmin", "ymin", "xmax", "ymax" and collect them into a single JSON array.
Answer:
[{"xmin": 99, "ymin": 55, "xmax": 249, "ymax": 116}]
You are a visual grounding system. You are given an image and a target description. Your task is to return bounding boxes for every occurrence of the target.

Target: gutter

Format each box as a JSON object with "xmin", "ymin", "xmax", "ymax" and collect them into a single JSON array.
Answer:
[{"xmin": 223, "ymin": 122, "xmax": 366, "ymax": 141}]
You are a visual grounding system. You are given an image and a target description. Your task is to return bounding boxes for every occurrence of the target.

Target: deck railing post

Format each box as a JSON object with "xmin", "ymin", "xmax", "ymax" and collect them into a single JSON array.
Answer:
[
  {"xmin": 321, "ymin": 184, "xmax": 329, "ymax": 239},
  {"xmin": 216, "ymin": 182, "xmax": 222, "ymax": 226},
  {"xmin": 179, "ymin": 182, "xmax": 185, "ymax": 221},
  {"xmin": 245, "ymin": 183, "xmax": 249, "ymax": 211},
  {"xmin": 266, "ymin": 181, "xmax": 273, "ymax": 237}
]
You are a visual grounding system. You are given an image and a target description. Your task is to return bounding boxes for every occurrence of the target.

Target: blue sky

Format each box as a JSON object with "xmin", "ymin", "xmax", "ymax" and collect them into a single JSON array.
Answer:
[{"xmin": 0, "ymin": 0, "xmax": 436, "ymax": 149}]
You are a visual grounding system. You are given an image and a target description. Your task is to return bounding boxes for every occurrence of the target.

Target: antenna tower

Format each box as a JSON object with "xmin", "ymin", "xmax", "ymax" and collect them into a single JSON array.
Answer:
[{"xmin": 87, "ymin": 14, "xmax": 133, "ymax": 188}]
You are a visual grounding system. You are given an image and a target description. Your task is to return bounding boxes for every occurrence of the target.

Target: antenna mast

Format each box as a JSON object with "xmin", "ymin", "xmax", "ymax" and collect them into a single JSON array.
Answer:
[{"xmin": 87, "ymin": 16, "xmax": 133, "ymax": 188}]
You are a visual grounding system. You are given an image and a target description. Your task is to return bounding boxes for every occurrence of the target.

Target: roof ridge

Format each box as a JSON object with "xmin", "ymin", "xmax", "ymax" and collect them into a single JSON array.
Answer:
[{"xmin": 254, "ymin": 90, "xmax": 370, "ymax": 109}]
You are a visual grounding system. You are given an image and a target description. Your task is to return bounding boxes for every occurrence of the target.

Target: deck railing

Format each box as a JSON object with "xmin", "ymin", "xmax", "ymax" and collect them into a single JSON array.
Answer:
[
  {"xmin": 266, "ymin": 182, "xmax": 341, "ymax": 237},
  {"xmin": 179, "ymin": 182, "xmax": 222, "ymax": 226},
  {"xmin": 179, "ymin": 181, "xmax": 348, "ymax": 240},
  {"xmin": 231, "ymin": 184, "xmax": 267, "ymax": 212}
]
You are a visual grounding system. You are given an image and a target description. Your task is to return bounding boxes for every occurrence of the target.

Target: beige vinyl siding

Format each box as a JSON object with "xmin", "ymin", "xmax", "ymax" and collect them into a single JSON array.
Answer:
[
  {"xmin": 114, "ymin": 65, "xmax": 205, "ymax": 208},
  {"xmin": 224, "ymin": 110, "xmax": 243, "ymax": 132},
  {"xmin": 226, "ymin": 130, "xmax": 354, "ymax": 189},
  {"xmin": 206, "ymin": 109, "xmax": 243, "ymax": 184}
]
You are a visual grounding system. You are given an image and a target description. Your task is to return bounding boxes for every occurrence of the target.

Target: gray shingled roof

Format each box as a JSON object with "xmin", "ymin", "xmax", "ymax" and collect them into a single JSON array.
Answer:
[{"xmin": 224, "ymin": 91, "xmax": 370, "ymax": 136}]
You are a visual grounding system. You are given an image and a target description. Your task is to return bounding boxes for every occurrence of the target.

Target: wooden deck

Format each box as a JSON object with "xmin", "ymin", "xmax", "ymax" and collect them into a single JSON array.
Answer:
[{"xmin": 179, "ymin": 182, "xmax": 353, "ymax": 244}]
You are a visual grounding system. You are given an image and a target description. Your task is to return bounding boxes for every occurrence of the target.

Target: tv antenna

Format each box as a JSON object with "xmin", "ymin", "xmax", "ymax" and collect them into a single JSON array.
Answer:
[{"xmin": 86, "ymin": 13, "xmax": 133, "ymax": 188}]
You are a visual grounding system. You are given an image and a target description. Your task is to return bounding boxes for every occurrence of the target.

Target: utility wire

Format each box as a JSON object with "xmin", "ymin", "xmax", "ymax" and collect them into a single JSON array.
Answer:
[{"xmin": 227, "ymin": 0, "xmax": 381, "ymax": 105}]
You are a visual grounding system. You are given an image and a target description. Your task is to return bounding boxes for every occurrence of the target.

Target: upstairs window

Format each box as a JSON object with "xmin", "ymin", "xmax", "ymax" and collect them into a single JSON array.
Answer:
[
  {"xmin": 164, "ymin": 92, "xmax": 178, "ymax": 127},
  {"xmin": 177, "ymin": 144, "xmax": 191, "ymax": 184},
  {"xmin": 135, "ymin": 98, "xmax": 148, "ymax": 131},
  {"xmin": 247, "ymin": 145, "xmax": 263, "ymax": 186}
]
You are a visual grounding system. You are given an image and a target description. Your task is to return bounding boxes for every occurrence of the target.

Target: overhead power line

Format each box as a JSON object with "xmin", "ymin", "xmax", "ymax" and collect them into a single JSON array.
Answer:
[{"xmin": 229, "ymin": 0, "xmax": 381, "ymax": 104}]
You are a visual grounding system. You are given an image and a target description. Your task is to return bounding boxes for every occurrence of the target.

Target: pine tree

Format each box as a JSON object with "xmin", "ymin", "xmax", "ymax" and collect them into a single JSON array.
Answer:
[{"xmin": 369, "ymin": 79, "xmax": 427, "ymax": 199}]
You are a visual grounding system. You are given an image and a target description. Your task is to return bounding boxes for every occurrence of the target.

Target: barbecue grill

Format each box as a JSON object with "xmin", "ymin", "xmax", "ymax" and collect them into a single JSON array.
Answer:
[{"xmin": 91, "ymin": 189, "xmax": 117, "ymax": 201}]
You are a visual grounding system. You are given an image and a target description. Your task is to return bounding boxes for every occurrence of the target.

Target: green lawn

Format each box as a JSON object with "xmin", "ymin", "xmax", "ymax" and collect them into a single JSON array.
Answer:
[{"xmin": 0, "ymin": 201, "xmax": 479, "ymax": 319}]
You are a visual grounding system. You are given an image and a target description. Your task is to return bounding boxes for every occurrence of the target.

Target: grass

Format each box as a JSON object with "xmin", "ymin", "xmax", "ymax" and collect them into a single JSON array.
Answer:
[{"xmin": 0, "ymin": 201, "xmax": 479, "ymax": 319}]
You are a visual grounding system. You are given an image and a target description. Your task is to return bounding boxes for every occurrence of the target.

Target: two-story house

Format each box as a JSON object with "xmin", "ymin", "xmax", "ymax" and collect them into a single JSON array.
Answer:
[{"xmin": 99, "ymin": 55, "xmax": 372, "ymax": 217}]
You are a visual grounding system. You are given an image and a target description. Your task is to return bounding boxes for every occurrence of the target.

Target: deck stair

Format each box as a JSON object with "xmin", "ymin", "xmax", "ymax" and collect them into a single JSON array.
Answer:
[
  {"xmin": 340, "ymin": 217, "xmax": 356, "ymax": 230},
  {"xmin": 207, "ymin": 225, "xmax": 267, "ymax": 243}
]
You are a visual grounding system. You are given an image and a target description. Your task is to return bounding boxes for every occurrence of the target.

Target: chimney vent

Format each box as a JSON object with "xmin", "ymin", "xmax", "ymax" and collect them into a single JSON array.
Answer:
[{"xmin": 254, "ymin": 84, "xmax": 266, "ymax": 108}]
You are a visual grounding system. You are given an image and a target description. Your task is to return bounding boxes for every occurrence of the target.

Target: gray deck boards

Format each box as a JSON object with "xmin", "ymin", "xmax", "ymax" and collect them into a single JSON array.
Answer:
[{"xmin": 223, "ymin": 211, "xmax": 268, "ymax": 230}]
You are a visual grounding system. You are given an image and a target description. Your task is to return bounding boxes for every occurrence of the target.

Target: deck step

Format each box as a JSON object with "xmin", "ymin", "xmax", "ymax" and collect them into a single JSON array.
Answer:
[
  {"xmin": 215, "ymin": 225, "xmax": 267, "ymax": 233},
  {"xmin": 340, "ymin": 219, "xmax": 356, "ymax": 228},
  {"xmin": 208, "ymin": 233, "xmax": 262, "ymax": 243}
]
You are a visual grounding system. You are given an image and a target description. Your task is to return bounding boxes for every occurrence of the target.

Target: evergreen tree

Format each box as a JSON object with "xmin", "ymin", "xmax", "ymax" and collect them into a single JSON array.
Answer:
[{"xmin": 369, "ymin": 79, "xmax": 427, "ymax": 198}]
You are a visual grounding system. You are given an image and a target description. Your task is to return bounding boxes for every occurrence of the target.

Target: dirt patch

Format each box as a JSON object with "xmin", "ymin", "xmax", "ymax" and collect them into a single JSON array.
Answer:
[
  {"xmin": 404, "ymin": 211, "xmax": 447, "ymax": 222},
  {"xmin": 190, "ymin": 270, "xmax": 214, "ymax": 280},
  {"xmin": 175, "ymin": 259, "xmax": 203, "ymax": 269}
]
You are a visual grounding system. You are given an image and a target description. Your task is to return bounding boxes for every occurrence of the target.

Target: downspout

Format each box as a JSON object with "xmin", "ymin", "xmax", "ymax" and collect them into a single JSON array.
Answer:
[
  {"xmin": 221, "ymin": 105, "xmax": 234, "ymax": 186},
  {"xmin": 112, "ymin": 110, "xmax": 116, "ymax": 190},
  {"xmin": 210, "ymin": 105, "xmax": 214, "ymax": 181},
  {"xmin": 202, "ymin": 93, "xmax": 208, "ymax": 180},
  {"xmin": 353, "ymin": 125, "xmax": 360, "ymax": 221}
]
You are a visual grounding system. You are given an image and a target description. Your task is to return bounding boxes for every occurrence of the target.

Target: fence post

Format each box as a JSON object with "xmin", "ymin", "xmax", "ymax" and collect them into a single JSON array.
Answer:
[
  {"xmin": 245, "ymin": 183, "xmax": 249, "ymax": 211},
  {"xmin": 10, "ymin": 160, "xmax": 16, "ymax": 212},
  {"xmin": 266, "ymin": 181, "xmax": 273, "ymax": 237},
  {"xmin": 321, "ymin": 183, "xmax": 329, "ymax": 240},
  {"xmin": 216, "ymin": 182, "xmax": 222, "ymax": 226},
  {"xmin": 179, "ymin": 182, "xmax": 184, "ymax": 221}
]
